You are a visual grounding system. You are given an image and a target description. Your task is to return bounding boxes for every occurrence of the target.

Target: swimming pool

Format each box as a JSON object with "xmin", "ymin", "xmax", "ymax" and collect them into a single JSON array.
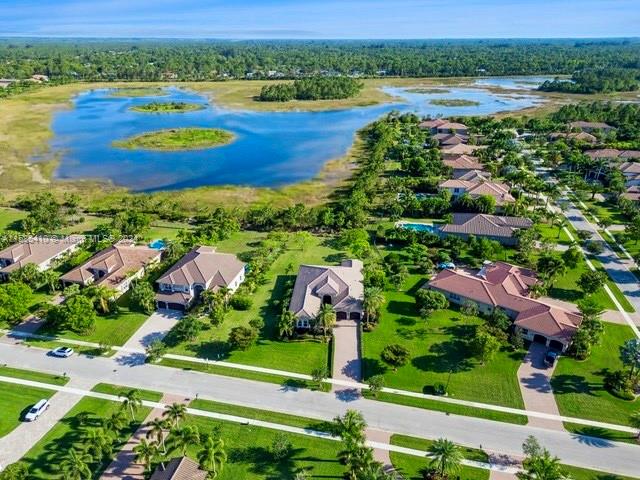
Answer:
[
  {"xmin": 397, "ymin": 222, "xmax": 439, "ymax": 233},
  {"xmin": 148, "ymin": 239, "xmax": 166, "ymax": 250}
]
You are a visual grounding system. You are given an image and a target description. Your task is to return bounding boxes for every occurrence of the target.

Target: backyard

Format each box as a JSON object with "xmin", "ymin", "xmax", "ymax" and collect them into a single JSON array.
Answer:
[{"xmin": 362, "ymin": 274, "xmax": 526, "ymax": 409}]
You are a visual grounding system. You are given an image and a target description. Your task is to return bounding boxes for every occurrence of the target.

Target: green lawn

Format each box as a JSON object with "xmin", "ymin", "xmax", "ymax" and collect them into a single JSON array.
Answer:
[
  {"xmin": 577, "ymin": 199, "xmax": 628, "ymax": 226},
  {"xmin": 182, "ymin": 414, "xmax": 344, "ymax": 479},
  {"xmin": 390, "ymin": 452, "xmax": 489, "ymax": 480},
  {"xmin": 22, "ymin": 396, "xmax": 152, "ymax": 479},
  {"xmin": 91, "ymin": 383, "xmax": 163, "ymax": 402},
  {"xmin": 391, "ymin": 434, "xmax": 488, "ymax": 463},
  {"xmin": 563, "ymin": 464, "xmax": 639, "ymax": 480},
  {"xmin": 362, "ymin": 275, "xmax": 526, "ymax": 409},
  {"xmin": 548, "ymin": 259, "xmax": 618, "ymax": 311},
  {"xmin": 36, "ymin": 291, "xmax": 149, "ymax": 346},
  {"xmin": 537, "ymin": 221, "xmax": 573, "ymax": 246},
  {"xmin": 551, "ymin": 323, "xmax": 639, "ymax": 426},
  {"xmin": 0, "ymin": 207, "xmax": 26, "ymax": 231},
  {"xmin": 588, "ymin": 257, "xmax": 635, "ymax": 313},
  {"xmin": 0, "ymin": 381, "xmax": 55, "ymax": 438},
  {"xmin": 0, "ymin": 365, "xmax": 69, "ymax": 385},
  {"xmin": 144, "ymin": 220, "xmax": 193, "ymax": 242},
  {"xmin": 166, "ymin": 231, "xmax": 342, "ymax": 375}
]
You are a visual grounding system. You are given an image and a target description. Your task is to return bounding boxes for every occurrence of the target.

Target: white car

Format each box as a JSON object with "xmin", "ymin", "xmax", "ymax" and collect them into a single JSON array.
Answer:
[
  {"xmin": 50, "ymin": 346, "xmax": 74, "ymax": 358},
  {"xmin": 25, "ymin": 399, "xmax": 50, "ymax": 421}
]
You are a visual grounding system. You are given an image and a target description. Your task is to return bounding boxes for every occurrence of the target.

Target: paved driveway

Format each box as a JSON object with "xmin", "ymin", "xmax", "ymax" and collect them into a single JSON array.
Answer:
[
  {"xmin": 0, "ymin": 378, "xmax": 95, "ymax": 468},
  {"xmin": 115, "ymin": 310, "xmax": 182, "ymax": 365},
  {"xmin": 517, "ymin": 343, "xmax": 564, "ymax": 431},
  {"xmin": 332, "ymin": 319, "xmax": 361, "ymax": 398}
]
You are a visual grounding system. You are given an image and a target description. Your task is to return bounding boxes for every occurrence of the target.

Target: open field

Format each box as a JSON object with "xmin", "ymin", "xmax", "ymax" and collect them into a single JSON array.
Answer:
[
  {"xmin": 0, "ymin": 381, "xmax": 56, "ymax": 438},
  {"xmin": 362, "ymin": 274, "xmax": 526, "ymax": 410},
  {"xmin": 551, "ymin": 323, "xmax": 639, "ymax": 426},
  {"xmin": 166, "ymin": 231, "xmax": 341, "ymax": 375},
  {"xmin": 113, "ymin": 127, "xmax": 235, "ymax": 151},
  {"xmin": 22, "ymin": 396, "xmax": 152, "ymax": 479}
]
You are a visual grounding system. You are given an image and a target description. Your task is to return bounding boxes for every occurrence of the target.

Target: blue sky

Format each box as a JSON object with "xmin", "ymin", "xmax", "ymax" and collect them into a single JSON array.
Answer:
[{"xmin": 1, "ymin": 0, "xmax": 638, "ymax": 39}]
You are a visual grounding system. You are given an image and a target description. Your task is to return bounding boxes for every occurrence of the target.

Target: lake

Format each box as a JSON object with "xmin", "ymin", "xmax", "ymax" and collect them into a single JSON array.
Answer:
[{"xmin": 48, "ymin": 80, "xmax": 546, "ymax": 191}]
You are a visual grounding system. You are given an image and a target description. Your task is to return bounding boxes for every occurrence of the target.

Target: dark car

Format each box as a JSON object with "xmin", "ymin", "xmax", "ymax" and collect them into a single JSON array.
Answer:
[{"xmin": 544, "ymin": 349, "xmax": 560, "ymax": 367}]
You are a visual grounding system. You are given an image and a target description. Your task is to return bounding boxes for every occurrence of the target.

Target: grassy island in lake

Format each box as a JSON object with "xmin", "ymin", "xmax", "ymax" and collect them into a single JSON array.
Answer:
[
  {"xmin": 109, "ymin": 87, "xmax": 167, "ymax": 97},
  {"xmin": 429, "ymin": 98, "xmax": 481, "ymax": 106},
  {"xmin": 406, "ymin": 87, "xmax": 450, "ymax": 94},
  {"xmin": 113, "ymin": 128, "xmax": 235, "ymax": 151},
  {"xmin": 130, "ymin": 101, "xmax": 205, "ymax": 113}
]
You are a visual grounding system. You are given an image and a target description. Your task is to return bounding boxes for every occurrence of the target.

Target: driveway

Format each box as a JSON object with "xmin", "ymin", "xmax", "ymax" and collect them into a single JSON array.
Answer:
[
  {"xmin": 0, "ymin": 378, "xmax": 95, "ymax": 468},
  {"xmin": 517, "ymin": 343, "xmax": 564, "ymax": 431},
  {"xmin": 115, "ymin": 310, "xmax": 182, "ymax": 365},
  {"xmin": 332, "ymin": 319, "xmax": 361, "ymax": 397}
]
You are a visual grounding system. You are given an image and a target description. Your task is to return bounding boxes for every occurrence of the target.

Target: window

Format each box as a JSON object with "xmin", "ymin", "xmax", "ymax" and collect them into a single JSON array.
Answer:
[{"xmin": 450, "ymin": 293, "xmax": 461, "ymax": 301}]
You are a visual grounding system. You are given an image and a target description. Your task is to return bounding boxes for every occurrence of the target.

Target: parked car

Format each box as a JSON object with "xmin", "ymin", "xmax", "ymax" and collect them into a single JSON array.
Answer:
[
  {"xmin": 50, "ymin": 346, "xmax": 74, "ymax": 358},
  {"xmin": 544, "ymin": 349, "xmax": 560, "ymax": 367},
  {"xmin": 438, "ymin": 262, "xmax": 456, "ymax": 270},
  {"xmin": 25, "ymin": 399, "xmax": 50, "ymax": 421}
]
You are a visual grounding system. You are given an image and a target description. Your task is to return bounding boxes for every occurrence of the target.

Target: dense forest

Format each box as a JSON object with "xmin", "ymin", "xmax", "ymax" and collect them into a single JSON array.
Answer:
[
  {"xmin": 1, "ymin": 38, "xmax": 640, "ymax": 82},
  {"xmin": 258, "ymin": 77, "xmax": 363, "ymax": 101},
  {"xmin": 539, "ymin": 67, "xmax": 640, "ymax": 93}
]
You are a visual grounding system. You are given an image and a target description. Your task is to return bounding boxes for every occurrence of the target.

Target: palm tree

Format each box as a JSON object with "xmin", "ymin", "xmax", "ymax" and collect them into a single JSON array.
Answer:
[
  {"xmin": 428, "ymin": 438, "xmax": 463, "ymax": 478},
  {"xmin": 133, "ymin": 438, "xmax": 158, "ymax": 473},
  {"xmin": 171, "ymin": 424, "xmax": 201, "ymax": 456},
  {"xmin": 85, "ymin": 428, "xmax": 113, "ymax": 462},
  {"xmin": 363, "ymin": 287, "xmax": 385, "ymax": 323},
  {"xmin": 278, "ymin": 310, "xmax": 296, "ymax": 338},
  {"xmin": 147, "ymin": 418, "xmax": 169, "ymax": 453},
  {"xmin": 59, "ymin": 448, "xmax": 92, "ymax": 480},
  {"xmin": 85, "ymin": 284, "xmax": 116, "ymax": 314},
  {"xmin": 630, "ymin": 410, "xmax": 640, "ymax": 441},
  {"xmin": 522, "ymin": 449, "xmax": 568, "ymax": 480},
  {"xmin": 103, "ymin": 409, "xmax": 128, "ymax": 434},
  {"xmin": 315, "ymin": 303, "xmax": 336, "ymax": 337},
  {"xmin": 345, "ymin": 445, "xmax": 376, "ymax": 480},
  {"xmin": 120, "ymin": 389, "xmax": 142, "ymax": 421},
  {"xmin": 198, "ymin": 434, "xmax": 227, "ymax": 478},
  {"xmin": 40, "ymin": 269, "xmax": 60, "ymax": 294},
  {"xmin": 163, "ymin": 402, "xmax": 187, "ymax": 428}
]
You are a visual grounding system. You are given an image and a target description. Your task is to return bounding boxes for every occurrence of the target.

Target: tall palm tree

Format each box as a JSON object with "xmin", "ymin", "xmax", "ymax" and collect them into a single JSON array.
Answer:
[
  {"xmin": 147, "ymin": 418, "xmax": 169, "ymax": 453},
  {"xmin": 171, "ymin": 424, "xmax": 201, "ymax": 456},
  {"xmin": 198, "ymin": 434, "xmax": 227, "ymax": 478},
  {"xmin": 522, "ymin": 449, "xmax": 568, "ymax": 480},
  {"xmin": 315, "ymin": 303, "xmax": 336, "ymax": 337},
  {"xmin": 345, "ymin": 445, "xmax": 376, "ymax": 480},
  {"xmin": 278, "ymin": 310, "xmax": 296, "ymax": 338},
  {"xmin": 85, "ymin": 428, "xmax": 113, "ymax": 462},
  {"xmin": 85, "ymin": 284, "xmax": 116, "ymax": 314},
  {"xmin": 163, "ymin": 402, "xmax": 187, "ymax": 428},
  {"xmin": 59, "ymin": 448, "xmax": 92, "ymax": 480},
  {"xmin": 103, "ymin": 409, "xmax": 128, "ymax": 434},
  {"xmin": 120, "ymin": 389, "xmax": 142, "ymax": 421},
  {"xmin": 133, "ymin": 438, "xmax": 158, "ymax": 473},
  {"xmin": 363, "ymin": 287, "xmax": 385, "ymax": 323},
  {"xmin": 428, "ymin": 438, "xmax": 463, "ymax": 477}
]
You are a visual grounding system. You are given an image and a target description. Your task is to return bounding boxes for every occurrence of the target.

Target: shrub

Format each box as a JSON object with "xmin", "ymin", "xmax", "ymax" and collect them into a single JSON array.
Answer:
[
  {"xmin": 368, "ymin": 375, "xmax": 385, "ymax": 397},
  {"xmin": 249, "ymin": 318, "xmax": 264, "ymax": 331},
  {"xmin": 604, "ymin": 370, "xmax": 636, "ymax": 400},
  {"xmin": 228, "ymin": 326, "xmax": 257, "ymax": 350},
  {"xmin": 271, "ymin": 433, "xmax": 293, "ymax": 461},
  {"xmin": 433, "ymin": 382, "xmax": 446, "ymax": 396},
  {"xmin": 129, "ymin": 282, "xmax": 156, "ymax": 314},
  {"xmin": 381, "ymin": 344, "xmax": 411, "ymax": 370},
  {"xmin": 415, "ymin": 289, "xmax": 449, "ymax": 313},
  {"xmin": 230, "ymin": 294, "xmax": 253, "ymax": 310}
]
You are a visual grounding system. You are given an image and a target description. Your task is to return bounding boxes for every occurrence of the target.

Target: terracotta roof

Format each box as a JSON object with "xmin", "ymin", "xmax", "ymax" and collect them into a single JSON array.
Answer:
[
  {"xmin": 60, "ymin": 241, "xmax": 161, "ymax": 289},
  {"xmin": 156, "ymin": 246, "xmax": 245, "ymax": 289},
  {"xmin": 419, "ymin": 118, "xmax": 449, "ymax": 129},
  {"xmin": 443, "ymin": 155, "xmax": 483, "ymax": 171},
  {"xmin": 585, "ymin": 149, "xmax": 621, "ymax": 160},
  {"xmin": 440, "ymin": 213, "xmax": 532, "ymax": 239},
  {"xmin": 150, "ymin": 457, "xmax": 207, "ymax": 480},
  {"xmin": 441, "ymin": 144, "xmax": 482, "ymax": 156},
  {"xmin": 620, "ymin": 162, "xmax": 640, "ymax": 175},
  {"xmin": 623, "ymin": 186, "xmax": 640, "ymax": 201},
  {"xmin": 620, "ymin": 150, "xmax": 640, "ymax": 159},
  {"xmin": 428, "ymin": 262, "xmax": 582, "ymax": 341},
  {"xmin": 289, "ymin": 259, "xmax": 363, "ymax": 320},
  {"xmin": 434, "ymin": 133, "xmax": 469, "ymax": 145},
  {"xmin": 439, "ymin": 179, "xmax": 514, "ymax": 204},
  {"xmin": 0, "ymin": 235, "xmax": 84, "ymax": 275},
  {"xmin": 437, "ymin": 122, "xmax": 468, "ymax": 131},
  {"xmin": 456, "ymin": 170, "xmax": 491, "ymax": 181}
]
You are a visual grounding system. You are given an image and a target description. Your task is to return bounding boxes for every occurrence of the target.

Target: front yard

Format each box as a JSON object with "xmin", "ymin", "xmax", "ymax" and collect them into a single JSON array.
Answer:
[
  {"xmin": 165, "ymin": 231, "xmax": 345, "ymax": 375},
  {"xmin": 551, "ymin": 323, "xmax": 639, "ymax": 427},
  {"xmin": 362, "ymin": 275, "xmax": 526, "ymax": 409}
]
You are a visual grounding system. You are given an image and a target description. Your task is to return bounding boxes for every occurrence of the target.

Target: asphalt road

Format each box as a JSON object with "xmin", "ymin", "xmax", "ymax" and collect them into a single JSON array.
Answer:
[{"xmin": 0, "ymin": 343, "xmax": 638, "ymax": 477}]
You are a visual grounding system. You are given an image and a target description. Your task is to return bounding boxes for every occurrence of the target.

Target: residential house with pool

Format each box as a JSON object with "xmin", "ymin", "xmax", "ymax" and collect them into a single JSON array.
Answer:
[
  {"xmin": 427, "ymin": 261, "xmax": 582, "ymax": 351},
  {"xmin": 155, "ymin": 246, "xmax": 246, "ymax": 311},
  {"xmin": 439, "ymin": 213, "xmax": 533, "ymax": 245},
  {"xmin": 289, "ymin": 259, "xmax": 364, "ymax": 328},
  {"xmin": 439, "ymin": 179, "xmax": 515, "ymax": 207},
  {"xmin": 60, "ymin": 239, "xmax": 162, "ymax": 296},
  {"xmin": 0, "ymin": 235, "xmax": 84, "ymax": 281}
]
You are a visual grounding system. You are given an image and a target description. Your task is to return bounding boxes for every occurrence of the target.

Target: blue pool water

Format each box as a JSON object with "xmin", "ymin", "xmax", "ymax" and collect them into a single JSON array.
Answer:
[
  {"xmin": 148, "ymin": 239, "xmax": 166, "ymax": 250},
  {"xmin": 46, "ymin": 82, "xmax": 544, "ymax": 191},
  {"xmin": 399, "ymin": 223, "xmax": 438, "ymax": 233}
]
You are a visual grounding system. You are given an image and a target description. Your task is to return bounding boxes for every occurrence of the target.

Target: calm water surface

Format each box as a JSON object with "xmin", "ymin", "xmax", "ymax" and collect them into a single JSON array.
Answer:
[{"xmin": 49, "ymin": 81, "xmax": 544, "ymax": 191}]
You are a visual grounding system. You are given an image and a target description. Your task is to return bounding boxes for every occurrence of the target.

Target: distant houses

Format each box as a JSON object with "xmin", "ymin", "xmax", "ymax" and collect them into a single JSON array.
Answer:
[
  {"xmin": 427, "ymin": 261, "xmax": 582, "ymax": 351},
  {"xmin": 60, "ymin": 240, "xmax": 162, "ymax": 296},
  {"xmin": 150, "ymin": 457, "xmax": 207, "ymax": 480},
  {"xmin": 439, "ymin": 213, "xmax": 533, "ymax": 245},
  {"xmin": 155, "ymin": 246, "xmax": 246, "ymax": 311},
  {"xmin": 548, "ymin": 131, "xmax": 597, "ymax": 144},
  {"xmin": 289, "ymin": 259, "xmax": 364, "ymax": 328},
  {"xmin": 419, "ymin": 119, "xmax": 470, "ymax": 136},
  {"xmin": 568, "ymin": 121, "xmax": 616, "ymax": 134},
  {"xmin": 0, "ymin": 235, "xmax": 84, "ymax": 281}
]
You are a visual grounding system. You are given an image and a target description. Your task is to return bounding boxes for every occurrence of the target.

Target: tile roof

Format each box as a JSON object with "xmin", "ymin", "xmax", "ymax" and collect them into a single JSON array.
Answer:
[
  {"xmin": 620, "ymin": 150, "xmax": 640, "ymax": 159},
  {"xmin": 289, "ymin": 259, "xmax": 364, "ymax": 320},
  {"xmin": 419, "ymin": 118, "xmax": 449, "ymax": 129},
  {"xmin": 585, "ymin": 149, "xmax": 621, "ymax": 159},
  {"xmin": 440, "ymin": 213, "xmax": 532, "ymax": 238},
  {"xmin": 439, "ymin": 179, "xmax": 514, "ymax": 204},
  {"xmin": 150, "ymin": 457, "xmax": 207, "ymax": 480},
  {"xmin": 0, "ymin": 235, "xmax": 84, "ymax": 274},
  {"xmin": 441, "ymin": 144, "xmax": 482, "ymax": 156},
  {"xmin": 61, "ymin": 241, "xmax": 161, "ymax": 289},
  {"xmin": 443, "ymin": 155, "xmax": 484, "ymax": 171},
  {"xmin": 569, "ymin": 121, "xmax": 615, "ymax": 130},
  {"xmin": 455, "ymin": 170, "xmax": 491, "ymax": 181},
  {"xmin": 620, "ymin": 162, "xmax": 640, "ymax": 175},
  {"xmin": 434, "ymin": 133, "xmax": 469, "ymax": 145}
]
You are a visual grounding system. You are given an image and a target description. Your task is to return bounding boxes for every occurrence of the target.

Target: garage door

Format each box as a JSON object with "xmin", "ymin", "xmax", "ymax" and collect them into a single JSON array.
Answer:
[{"xmin": 168, "ymin": 303, "xmax": 186, "ymax": 311}]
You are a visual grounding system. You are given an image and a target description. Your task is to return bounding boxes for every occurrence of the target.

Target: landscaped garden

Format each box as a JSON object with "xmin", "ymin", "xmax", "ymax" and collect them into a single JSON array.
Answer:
[{"xmin": 362, "ymin": 274, "xmax": 526, "ymax": 410}]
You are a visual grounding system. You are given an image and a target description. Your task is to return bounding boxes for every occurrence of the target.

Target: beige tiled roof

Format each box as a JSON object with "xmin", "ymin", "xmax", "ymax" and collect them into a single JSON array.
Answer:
[
  {"xmin": 569, "ymin": 121, "xmax": 614, "ymax": 130},
  {"xmin": 585, "ymin": 149, "xmax": 621, "ymax": 159},
  {"xmin": 620, "ymin": 161, "xmax": 640, "ymax": 175},
  {"xmin": 0, "ymin": 235, "xmax": 84, "ymax": 274},
  {"xmin": 441, "ymin": 143, "xmax": 482, "ymax": 155},
  {"xmin": 150, "ymin": 457, "xmax": 207, "ymax": 480},
  {"xmin": 439, "ymin": 179, "xmax": 514, "ymax": 204},
  {"xmin": 440, "ymin": 213, "xmax": 532, "ymax": 238},
  {"xmin": 443, "ymin": 155, "xmax": 483, "ymax": 171},
  {"xmin": 60, "ymin": 241, "xmax": 161, "ymax": 289}
]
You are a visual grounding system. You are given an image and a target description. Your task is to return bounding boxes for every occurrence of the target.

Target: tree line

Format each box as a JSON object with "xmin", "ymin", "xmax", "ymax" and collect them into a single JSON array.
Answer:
[
  {"xmin": 539, "ymin": 67, "xmax": 640, "ymax": 93},
  {"xmin": 258, "ymin": 77, "xmax": 363, "ymax": 101}
]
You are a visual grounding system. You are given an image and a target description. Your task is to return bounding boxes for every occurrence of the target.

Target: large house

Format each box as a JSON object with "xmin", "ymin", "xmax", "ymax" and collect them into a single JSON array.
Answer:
[
  {"xmin": 419, "ymin": 119, "xmax": 469, "ymax": 136},
  {"xmin": 150, "ymin": 457, "xmax": 207, "ymax": 480},
  {"xmin": 0, "ymin": 235, "xmax": 84, "ymax": 281},
  {"xmin": 439, "ymin": 213, "xmax": 533, "ymax": 245},
  {"xmin": 155, "ymin": 246, "xmax": 246, "ymax": 311},
  {"xmin": 60, "ymin": 240, "xmax": 162, "ymax": 296},
  {"xmin": 568, "ymin": 121, "xmax": 615, "ymax": 134},
  {"xmin": 427, "ymin": 262, "xmax": 582, "ymax": 351},
  {"xmin": 441, "ymin": 143, "xmax": 482, "ymax": 156},
  {"xmin": 549, "ymin": 131, "xmax": 597, "ymax": 144},
  {"xmin": 434, "ymin": 132, "xmax": 469, "ymax": 146},
  {"xmin": 439, "ymin": 179, "xmax": 514, "ymax": 206},
  {"xmin": 442, "ymin": 155, "xmax": 487, "ymax": 178},
  {"xmin": 619, "ymin": 162, "xmax": 640, "ymax": 187},
  {"xmin": 623, "ymin": 186, "xmax": 640, "ymax": 202},
  {"xmin": 289, "ymin": 259, "xmax": 364, "ymax": 328}
]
